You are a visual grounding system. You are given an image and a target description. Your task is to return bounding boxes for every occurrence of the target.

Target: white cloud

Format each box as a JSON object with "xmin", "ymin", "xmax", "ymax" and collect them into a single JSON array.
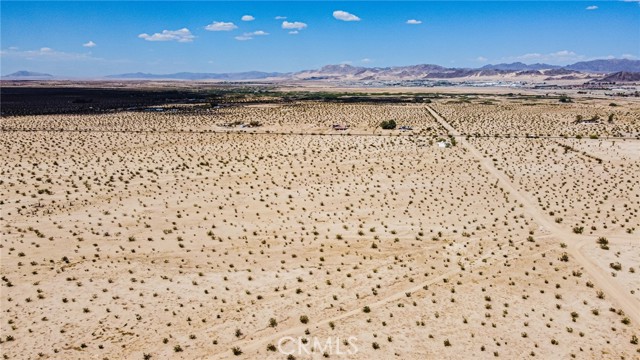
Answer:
[
  {"xmin": 204, "ymin": 21, "xmax": 238, "ymax": 31},
  {"xmin": 241, "ymin": 15, "xmax": 255, "ymax": 21},
  {"xmin": 406, "ymin": 19, "xmax": 422, "ymax": 25},
  {"xmin": 234, "ymin": 30, "xmax": 269, "ymax": 41},
  {"xmin": 522, "ymin": 50, "xmax": 577, "ymax": 60},
  {"xmin": 586, "ymin": 5, "xmax": 598, "ymax": 10},
  {"xmin": 333, "ymin": 10, "xmax": 361, "ymax": 22},
  {"xmin": 288, "ymin": 31, "xmax": 299, "ymax": 35},
  {"xmin": 361, "ymin": 58, "xmax": 372, "ymax": 63},
  {"xmin": 476, "ymin": 56, "xmax": 488, "ymax": 62},
  {"xmin": 138, "ymin": 28, "xmax": 194, "ymax": 42},
  {"xmin": 275, "ymin": 16, "xmax": 287, "ymax": 20},
  {"xmin": 282, "ymin": 21, "xmax": 307, "ymax": 30},
  {"xmin": 621, "ymin": 53, "xmax": 638, "ymax": 59},
  {"xmin": 82, "ymin": 41, "xmax": 97, "ymax": 48},
  {"xmin": 0, "ymin": 47, "xmax": 100, "ymax": 61},
  {"xmin": 504, "ymin": 50, "xmax": 587, "ymax": 64}
]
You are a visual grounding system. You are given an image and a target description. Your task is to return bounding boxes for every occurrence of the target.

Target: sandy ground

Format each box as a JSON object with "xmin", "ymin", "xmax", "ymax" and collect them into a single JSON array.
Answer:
[{"xmin": 1, "ymin": 92, "xmax": 639, "ymax": 359}]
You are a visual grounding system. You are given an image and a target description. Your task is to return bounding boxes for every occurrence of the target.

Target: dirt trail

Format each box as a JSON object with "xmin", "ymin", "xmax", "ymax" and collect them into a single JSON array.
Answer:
[
  {"xmin": 210, "ymin": 108, "xmax": 639, "ymax": 358},
  {"xmin": 214, "ymin": 234, "xmax": 551, "ymax": 358},
  {"xmin": 425, "ymin": 105, "xmax": 640, "ymax": 325}
]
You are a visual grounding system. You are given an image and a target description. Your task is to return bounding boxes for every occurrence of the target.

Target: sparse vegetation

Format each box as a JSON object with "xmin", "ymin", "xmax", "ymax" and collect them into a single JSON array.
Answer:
[{"xmin": 1, "ymin": 86, "xmax": 638, "ymax": 360}]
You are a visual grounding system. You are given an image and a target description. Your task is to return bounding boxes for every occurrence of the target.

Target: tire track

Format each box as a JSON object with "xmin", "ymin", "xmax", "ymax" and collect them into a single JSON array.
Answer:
[{"xmin": 212, "ymin": 235, "xmax": 551, "ymax": 358}]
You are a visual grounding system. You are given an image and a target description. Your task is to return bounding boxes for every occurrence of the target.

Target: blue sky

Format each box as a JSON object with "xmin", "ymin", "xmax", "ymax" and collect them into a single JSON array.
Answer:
[{"xmin": 1, "ymin": 1, "xmax": 639, "ymax": 76}]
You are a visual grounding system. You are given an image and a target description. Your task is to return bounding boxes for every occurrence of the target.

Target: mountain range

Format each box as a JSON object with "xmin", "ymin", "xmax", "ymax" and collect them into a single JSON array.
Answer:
[
  {"xmin": 599, "ymin": 71, "xmax": 640, "ymax": 82},
  {"xmin": 290, "ymin": 59, "xmax": 640, "ymax": 81},
  {"xmin": 2, "ymin": 70, "xmax": 53, "ymax": 79},
  {"xmin": 3, "ymin": 59, "xmax": 639, "ymax": 81}
]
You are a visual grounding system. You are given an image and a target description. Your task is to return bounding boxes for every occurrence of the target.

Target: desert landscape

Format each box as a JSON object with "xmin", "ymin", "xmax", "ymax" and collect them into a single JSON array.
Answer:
[{"xmin": 1, "ymin": 83, "xmax": 638, "ymax": 359}]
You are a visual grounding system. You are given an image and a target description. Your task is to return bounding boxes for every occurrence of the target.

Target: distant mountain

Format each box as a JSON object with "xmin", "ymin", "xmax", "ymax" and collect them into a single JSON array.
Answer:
[
  {"xmin": 597, "ymin": 71, "xmax": 640, "ymax": 82},
  {"xmin": 481, "ymin": 62, "xmax": 560, "ymax": 71},
  {"xmin": 2, "ymin": 70, "xmax": 53, "ymax": 78},
  {"xmin": 543, "ymin": 68, "xmax": 578, "ymax": 76},
  {"xmin": 106, "ymin": 71, "xmax": 285, "ymax": 80},
  {"xmin": 292, "ymin": 63, "xmax": 584, "ymax": 81},
  {"xmin": 9, "ymin": 58, "xmax": 636, "ymax": 82},
  {"xmin": 480, "ymin": 59, "xmax": 640, "ymax": 73},
  {"xmin": 293, "ymin": 64, "xmax": 387, "ymax": 80},
  {"xmin": 566, "ymin": 59, "xmax": 640, "ymax": 73},
  {"xmin": 316, "ymin": 64, "xmax": 370, "ymax": 75},
  {"xmin": 293, "ymin": 63, "xmax": 462, "ymax": 80},
  {"xmin": 293, "ymin": 59, "xmax": 639, "ymax": 81}
]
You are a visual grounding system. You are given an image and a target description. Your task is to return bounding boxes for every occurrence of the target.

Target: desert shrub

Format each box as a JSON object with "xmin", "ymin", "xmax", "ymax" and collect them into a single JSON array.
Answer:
[{"xmin": 380, "ymin": 120, "xmax": 397, "ymax": 130}]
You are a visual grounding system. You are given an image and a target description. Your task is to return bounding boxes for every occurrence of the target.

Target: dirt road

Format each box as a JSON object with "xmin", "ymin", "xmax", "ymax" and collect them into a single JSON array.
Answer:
[{"xmin": 425, "ymin": 105, "xmax": 640, "ymax": 326}]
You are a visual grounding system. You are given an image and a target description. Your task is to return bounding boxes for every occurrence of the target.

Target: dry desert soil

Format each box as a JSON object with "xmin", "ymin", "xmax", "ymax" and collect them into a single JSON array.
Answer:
[{"xmin": 1, "ymin": 85, "xmax": 639, "ymax": 359}]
